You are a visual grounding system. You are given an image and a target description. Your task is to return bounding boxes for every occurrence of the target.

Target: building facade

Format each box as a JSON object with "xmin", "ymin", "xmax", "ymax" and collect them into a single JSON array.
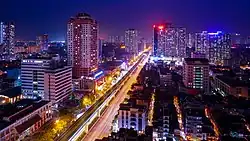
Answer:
[
  {"xmin": 21, "ymin": 59, "xmax": 52, "ymax": 99},
  {"xmin": 67, "ymin": 13, "xmax": 99, "ymax": 78},
  {"xmin": 125, "ymin": 29, "xmax": 138, "ymax": 57},
  {"xmin": 183, "ymin": 58, "xmax": 210, "ymax": 94},
  {"xmin": 44, "ymin": 66, "xmax": 72, "ymax": 105},
  {"xmin": 118, "ymin": 104, "xmax": 147, "ymax": 133}
]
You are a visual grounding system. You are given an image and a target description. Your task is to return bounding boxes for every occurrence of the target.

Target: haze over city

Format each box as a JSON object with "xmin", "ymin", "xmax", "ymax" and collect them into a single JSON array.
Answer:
[{"xmin": 1, "ymin": 0, "xmax": 250, "ymax": 40}]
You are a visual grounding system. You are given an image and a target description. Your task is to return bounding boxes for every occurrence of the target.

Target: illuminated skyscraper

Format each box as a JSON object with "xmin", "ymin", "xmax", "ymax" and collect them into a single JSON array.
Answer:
[
  {"xmin": 125, "ymin": 29, "xmax": 138, "ymax": 56},
  {"xmin": 67, "ymin": 13, "xmax": 99, "ymax": 78},
  {"xmin": 153, "ymin": 24, "xmax": 186, "ymax": 58},
  {"xmin": 194, "ymin": 31, "xmax": 231, "ymax": 65},
  {"xmin": 208, "ymin": 31, "xmax": 231, "ymax": 65},
  {"xmin": 0, "ymin": 22, "xmax": 15, "ymax": 58},
  {"xmin": 194, "ymin": 31, "xmax": 209, "ymax": 59}
]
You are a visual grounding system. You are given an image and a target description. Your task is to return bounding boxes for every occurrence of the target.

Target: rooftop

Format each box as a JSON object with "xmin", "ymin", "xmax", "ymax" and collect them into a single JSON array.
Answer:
[
  {"xmin": 216, "ymin": 75, "xmax": 247, "ymax": 87},
  {"xmin": 184, "ymin": 58, "xmax": 209, "ymax": 65},
  {"xmin": 0, "ymin": 99, "xmax": 50, "ymax": 130},
  {"xmin": 0, "ymin": 86, "xmax": 21, "ymax": 98}
]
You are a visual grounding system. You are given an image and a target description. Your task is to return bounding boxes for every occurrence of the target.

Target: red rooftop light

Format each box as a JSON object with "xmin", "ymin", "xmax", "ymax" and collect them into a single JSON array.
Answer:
[{"xmin": 158, "ymin": 25, "xmax": 164, "ymax": 30}]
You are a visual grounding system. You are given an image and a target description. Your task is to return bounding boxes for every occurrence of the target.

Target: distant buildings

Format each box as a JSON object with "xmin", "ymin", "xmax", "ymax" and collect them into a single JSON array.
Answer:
[
  {"xmin": 36, "ymin": 34, "xmax": 48, "ymax": 51},
  {"xmin": 183, "ymin": 58, "xmax": 210, "ymax": 94},
  {"xmin": 108, "ymin": 35, "xmax": 124, "ymax": 44},
  {"xmin": 0, "ymin": 22, "xmax": 15, "ymax": 60},
  {"xmin": 153, "ymin": 23, "xmax": 186, "ymax": 58},
  {"xmin": 125, "ymin": 29, "xmax": 138, "ymax": 57},
  {"xmin": 67, "ymin": 13, "xmax": 99, "ymax": 78}
]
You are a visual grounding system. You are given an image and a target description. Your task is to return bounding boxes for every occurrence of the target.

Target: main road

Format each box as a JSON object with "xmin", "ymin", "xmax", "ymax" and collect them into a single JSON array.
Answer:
[
  {"xmin": 55, "ymin": 52, "xmax": 149, "ymax": 141},
  {"xmin": 82, "ymin": 54, "xmax": 150, "ymax": 141}
]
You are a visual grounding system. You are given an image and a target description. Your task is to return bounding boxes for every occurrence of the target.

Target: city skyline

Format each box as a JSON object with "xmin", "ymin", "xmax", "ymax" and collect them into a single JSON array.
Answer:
[{"xmin": 1, "ymin": 0, "xmax": 250, "ymax": 40}]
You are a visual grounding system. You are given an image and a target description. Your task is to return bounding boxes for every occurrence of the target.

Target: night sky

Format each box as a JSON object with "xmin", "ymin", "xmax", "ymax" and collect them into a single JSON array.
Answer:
[{"xmin": 1, "ymin": 0, "xmax": 250, "ymax": 40}]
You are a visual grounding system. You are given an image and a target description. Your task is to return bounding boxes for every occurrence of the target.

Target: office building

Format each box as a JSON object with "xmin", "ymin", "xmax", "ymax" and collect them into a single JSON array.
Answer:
[
  {"xmin": 153, "ymin": 24, "xmax": 186, "ymax": 58},
  {"xmin": 125, "ymin": 29, "xmax": 138, "ymax": 57},
  {"xmin": 0, "ymin": 22, "xmax": 15, "ymax": 59},
  {"xmin": 36, "ymin": 34, "xmax": 48, "ymax": 51},
  {"xmin": 21, "ymin": 58, "xmax": 52, "ymax": 99},
  {"xmin": 0, "ymin": 99, "xmax": 52, "ymax": 141},
  {"xmin": 183, "ymin": 58, "xmax": 209, "ymax": 94},
  {"xmin": 21, "ymin": 55, "xmax": 61, "ymax": 99},
  {"xmin": 44, "ymin": 66, "xmax": 72, "ymax": 105},
  {"xmin": 67, "ymin": 13, "xmax": 99, "ymax": 78}
]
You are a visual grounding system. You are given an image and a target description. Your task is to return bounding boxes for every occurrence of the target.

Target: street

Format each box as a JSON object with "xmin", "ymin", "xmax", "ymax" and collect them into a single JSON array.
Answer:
[{"xmin": 83, "ymin": 54, "xmax": 149, "ymax": 141}]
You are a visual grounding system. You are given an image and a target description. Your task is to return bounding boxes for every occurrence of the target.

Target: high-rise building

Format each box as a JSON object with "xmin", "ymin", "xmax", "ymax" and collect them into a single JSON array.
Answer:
[
  {"xmin": 36, "ymin": 34, "xmax": 49, "ymax": 51},
  {"xmin": 194, "ymin": 31, "xmax": 209, "ymax": 59},
  {"xmin": 125, "ymin": 29, "xmax": 138, "ymax": 57},
  {"xmin": 194, "ymin": 31, "xmax": 231, "ymax": 65},
  {"xmin": 0, "ymin": 22, "xmax": 15, "ymax": 58},
  {"xmin": 44, "ymin": 66, "xmax": 72, "ymax": 105},
  {"xmin": 183, "ymin": 58, "xmax": 209, "ymax": 94},
  {"xmin": 67, "ymin": 13, "xmax": 99, "ymax": 78},
  {"xmin": 208, "ymin": 31, "xmax": 231, "ymax": 65},
  {"xmin": 153, "ymin": 24, "xmax": 186, "ymax": 58}
]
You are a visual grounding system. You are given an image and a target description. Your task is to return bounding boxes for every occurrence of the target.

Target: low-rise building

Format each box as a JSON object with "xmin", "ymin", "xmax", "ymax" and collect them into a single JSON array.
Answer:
[
  {"xmin": 0, "ymin": 99, "xmax": 52, "ymax": 141},
  {"xmin": 96, "ymin": 127, "xmax": 153, "ymax": 141},
  {"xmin": 184, "ymin": 108, "xmax": 216, "ymax": 140},
  {"xmin": 214, "ymin": 75, "xmax": 248, "ymax": 98},
  {"xmin": 159, "ymin": 68, "xmax": 172, "ymax": 87},
  {"xmin": 0, "ymin": 87, "xmax": 23, "ymax": 105},
  {"xmin": 118, "ymin": 103, "xmax": 148, "ymax": 133}
]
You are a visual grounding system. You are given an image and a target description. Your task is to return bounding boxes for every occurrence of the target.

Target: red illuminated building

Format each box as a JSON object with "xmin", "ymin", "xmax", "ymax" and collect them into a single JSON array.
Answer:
[{"xmin": 67, "ymin": 13, "xmax": 99, "ymax": 78}]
